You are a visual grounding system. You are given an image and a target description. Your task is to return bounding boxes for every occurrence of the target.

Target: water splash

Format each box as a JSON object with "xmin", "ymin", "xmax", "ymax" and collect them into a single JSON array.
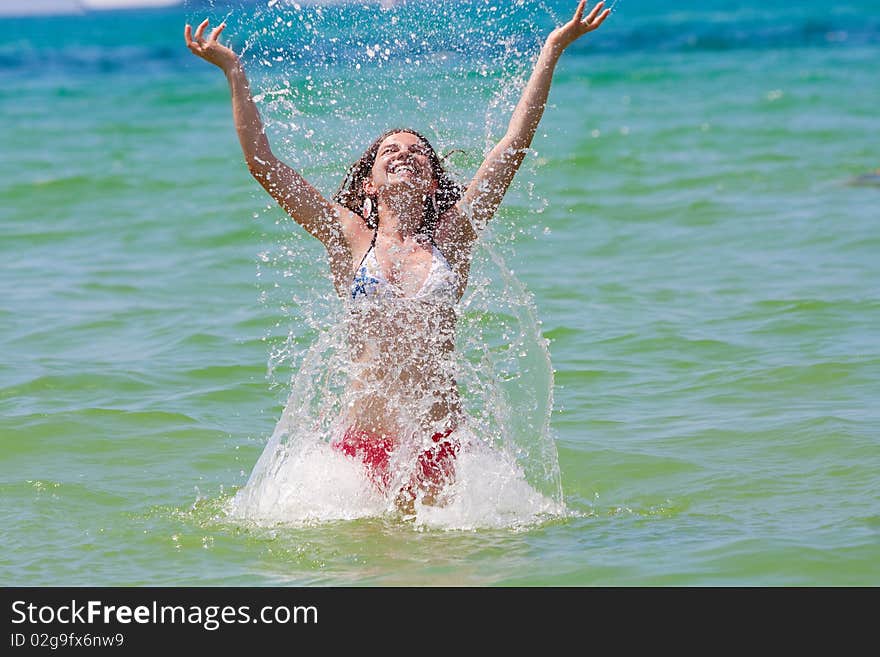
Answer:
[{"xmin": 195, "ymin": 1, "xmax": 570, "ymax": 529}]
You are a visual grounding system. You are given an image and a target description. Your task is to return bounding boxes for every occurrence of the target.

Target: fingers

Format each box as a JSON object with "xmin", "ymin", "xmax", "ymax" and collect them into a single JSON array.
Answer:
[
  {"xmin": 585, "ymin": 1, "xmax": 605, "ymax": 24},
  {"xmin": 552, "ymin": 0, "xmax": 609, "ymax": 47},
  {"xmin": 209, "ymin": 22, "xmax": 226, "ymax": 43},
  {"xmin": 591, "ymin": 7, "xmax": 611, "ymax": 29},
  {"xmin": 193, "ymin": 18, "xmax": 209, "ymax": 41},
  {"xmin": 186, "ymin": 18, "xmax": 221, "ymax": 53}
]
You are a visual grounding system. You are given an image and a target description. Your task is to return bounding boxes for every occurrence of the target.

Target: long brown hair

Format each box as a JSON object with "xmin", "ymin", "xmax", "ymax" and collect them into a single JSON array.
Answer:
[{"xmin": 333, "ymin": 128, "xmax": 462, "ymax": 238}]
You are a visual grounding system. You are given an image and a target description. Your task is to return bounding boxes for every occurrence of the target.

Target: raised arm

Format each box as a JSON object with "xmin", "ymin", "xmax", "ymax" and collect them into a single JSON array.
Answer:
[
  {"xmin": 456, "ymin": 1, "xmax": 610, "ymax": 229},
  {"xmin": 184, "ymin": 19, "xmax": 349, "ymax": 248}
]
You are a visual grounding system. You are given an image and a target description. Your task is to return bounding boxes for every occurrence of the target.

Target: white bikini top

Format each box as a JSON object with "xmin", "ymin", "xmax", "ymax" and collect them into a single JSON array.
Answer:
[{"xmin": 350, "ymin": 240, "xmax": 459, "ymax": 306}]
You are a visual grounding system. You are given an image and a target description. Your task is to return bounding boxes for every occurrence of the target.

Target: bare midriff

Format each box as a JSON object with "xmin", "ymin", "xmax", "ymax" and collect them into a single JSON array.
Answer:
[{"xmin": 342, "ymin": 299, "xmax": 462, "ymax": 441}]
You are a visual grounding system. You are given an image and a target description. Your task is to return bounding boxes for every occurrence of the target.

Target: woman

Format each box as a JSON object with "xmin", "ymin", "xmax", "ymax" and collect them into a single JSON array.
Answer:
[{"xmin": 185, "ymin": 1, "xmax": 610, "ymax": 514}]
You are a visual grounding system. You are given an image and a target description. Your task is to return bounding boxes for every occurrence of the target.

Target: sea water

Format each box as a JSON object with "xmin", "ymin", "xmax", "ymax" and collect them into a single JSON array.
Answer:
[{"xmin": 2, "ymin": 0, "xmax": 879, "ymax": 585}]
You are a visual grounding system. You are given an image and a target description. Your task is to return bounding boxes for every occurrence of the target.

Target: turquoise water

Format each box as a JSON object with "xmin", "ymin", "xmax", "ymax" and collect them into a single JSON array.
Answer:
[{"xmin": 2, "ymin": 0, "xmax": 879, "ymax": 585}]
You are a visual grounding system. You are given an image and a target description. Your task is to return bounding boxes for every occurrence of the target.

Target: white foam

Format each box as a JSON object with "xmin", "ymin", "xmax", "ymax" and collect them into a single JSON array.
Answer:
[
  {"xmin": 411, "ymin": 435, "xmax": 566, "ymax": 530},
  {"xmin": 227, "ymin": 427, "xmax": 565, "ymax": 530},
  {"xmin": 228, "ymin": 436, "xmax": 387, "ymax": 524}
]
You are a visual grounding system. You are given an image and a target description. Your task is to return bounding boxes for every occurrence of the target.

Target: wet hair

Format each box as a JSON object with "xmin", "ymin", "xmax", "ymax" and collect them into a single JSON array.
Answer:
[{"xmin": 333, "ymin": 128, "xmax": 463, "ymax": 238}]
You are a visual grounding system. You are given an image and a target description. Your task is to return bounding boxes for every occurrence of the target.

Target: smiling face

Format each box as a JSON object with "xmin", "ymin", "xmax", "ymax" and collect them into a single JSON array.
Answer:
[{"xmin": 365, "ymin": 131, "xmax": 438, "ymax": 198}]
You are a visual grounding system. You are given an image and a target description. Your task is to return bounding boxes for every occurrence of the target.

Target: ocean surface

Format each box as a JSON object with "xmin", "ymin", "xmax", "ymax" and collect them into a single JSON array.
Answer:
[{"xmin": 2, "ymin": 0, "xmax": 878, "ymax": 585}]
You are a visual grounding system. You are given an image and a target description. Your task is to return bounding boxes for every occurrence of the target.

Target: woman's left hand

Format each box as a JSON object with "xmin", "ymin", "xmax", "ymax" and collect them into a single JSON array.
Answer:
[
  {"xmin": 185, "ymin": 19, "xmax": 239, "ymax": 72},
  {"xmin": 548, "ymin": 0, "xmax": 611, "ymax": 51}
]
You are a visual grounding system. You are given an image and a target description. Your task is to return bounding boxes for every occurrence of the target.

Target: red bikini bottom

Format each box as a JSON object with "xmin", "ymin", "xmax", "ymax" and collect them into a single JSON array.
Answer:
[{"xmin": 332, "ymin": 426, "xmax": 460, "ymax": 501}]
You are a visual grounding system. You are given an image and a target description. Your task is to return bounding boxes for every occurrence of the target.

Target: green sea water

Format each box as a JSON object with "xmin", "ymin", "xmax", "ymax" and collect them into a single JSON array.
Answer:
[{"xmin": 2, "ymin": 0, "xmax": 879, "ymax": 585}]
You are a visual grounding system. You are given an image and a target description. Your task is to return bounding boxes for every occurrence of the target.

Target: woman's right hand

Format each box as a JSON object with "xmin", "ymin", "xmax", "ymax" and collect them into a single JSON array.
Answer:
[
  {"xmin": 184, "ymin": 19, "xmax": 239, "ymax": 72},
  {"xmin": 547, "ymin": 1, "xmax": 611, "ymax": 52}
]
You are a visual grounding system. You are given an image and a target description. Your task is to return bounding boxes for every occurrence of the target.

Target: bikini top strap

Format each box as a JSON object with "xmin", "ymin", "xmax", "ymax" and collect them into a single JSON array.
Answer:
[{"xmin": 354, "ymin": 228, "xmax": 379, "ymax": 273}]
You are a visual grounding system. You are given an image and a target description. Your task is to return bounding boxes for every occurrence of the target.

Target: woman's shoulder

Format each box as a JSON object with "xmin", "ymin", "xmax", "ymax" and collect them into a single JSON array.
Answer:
[
  {"xmin": 433, "ymin": 204, "xmax": 478, "ymax": 261},
  {"xmin": 332, "ymin": 203, "xmax": 372, "ymax": 243}
]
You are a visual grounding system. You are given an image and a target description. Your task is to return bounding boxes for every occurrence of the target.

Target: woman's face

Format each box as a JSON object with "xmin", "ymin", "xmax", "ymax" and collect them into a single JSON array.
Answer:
[{"xmin": 366, "ymin": 132, "xmax": 437, "ymax": 197}]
